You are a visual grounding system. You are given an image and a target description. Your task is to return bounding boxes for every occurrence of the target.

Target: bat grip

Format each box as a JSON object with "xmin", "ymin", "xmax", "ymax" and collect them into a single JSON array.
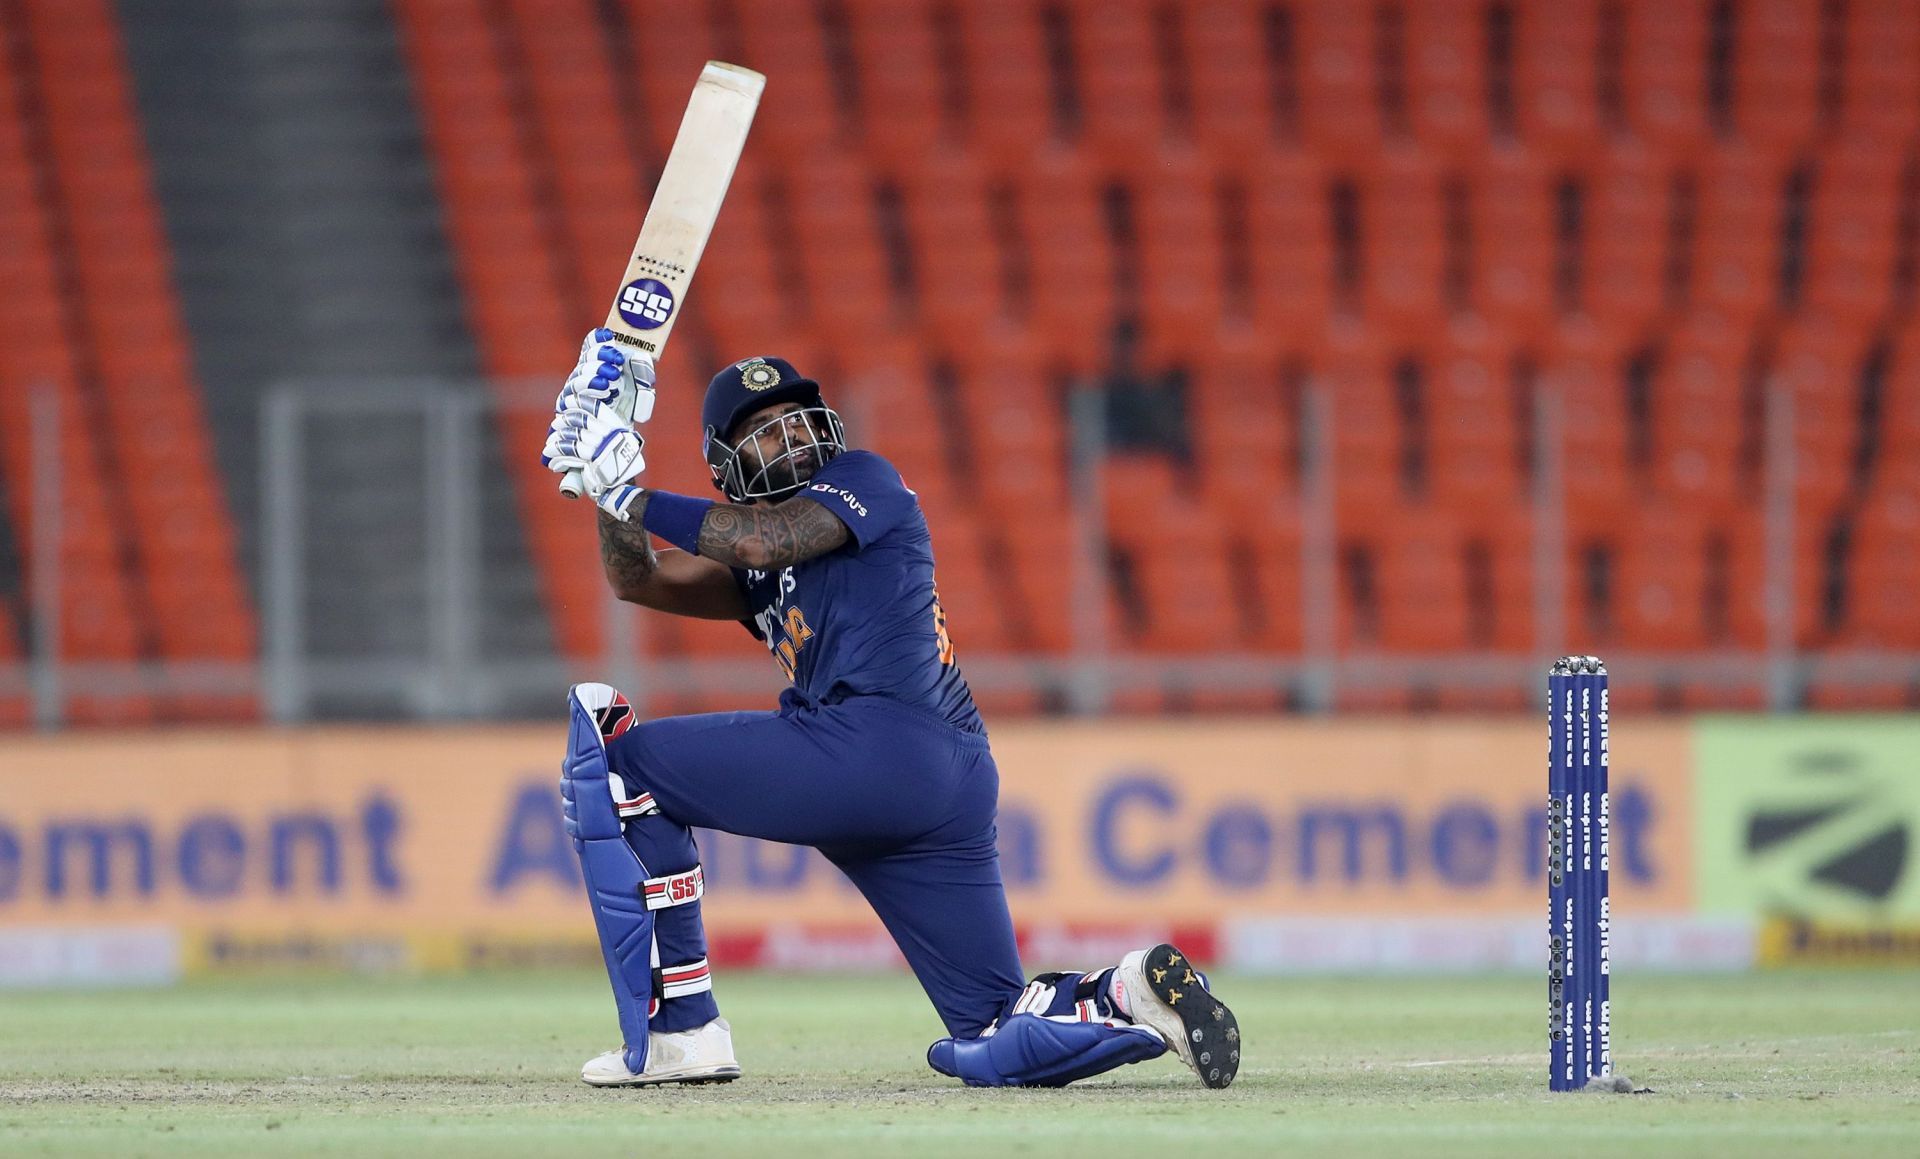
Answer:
[{"xmin": 558, "ymin": 468, "xmax": 587, "ymax": 500}]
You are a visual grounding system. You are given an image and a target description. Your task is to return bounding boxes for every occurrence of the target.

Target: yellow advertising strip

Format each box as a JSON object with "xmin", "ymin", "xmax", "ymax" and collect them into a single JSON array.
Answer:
[
  {"xmin": 177, "ymin": 929, "xmax": 606, "ymax": 977},
  {"xmin": 1758, "ymin": 917, "xmax": 1920, "ymax": 967},
  {"xmin": 0, "ymin": 718, "xmax": 1697, "ymax": 955}
]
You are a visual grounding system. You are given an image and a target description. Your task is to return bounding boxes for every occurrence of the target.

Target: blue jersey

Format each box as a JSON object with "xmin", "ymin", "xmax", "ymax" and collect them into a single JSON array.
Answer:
[{"xmin": 733, "ymin": 450, "xmax": 984, "ymax": 734}]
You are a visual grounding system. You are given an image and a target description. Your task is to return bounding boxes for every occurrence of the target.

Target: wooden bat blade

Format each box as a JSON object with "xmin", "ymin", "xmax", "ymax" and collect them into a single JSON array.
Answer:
[
  {"xmin": 601, "ymin": 61, "xmax": 765, "ymax": 363},
  {"xmin": 559, "ymin": 61, "xmax": 764, "ymax": 500}
]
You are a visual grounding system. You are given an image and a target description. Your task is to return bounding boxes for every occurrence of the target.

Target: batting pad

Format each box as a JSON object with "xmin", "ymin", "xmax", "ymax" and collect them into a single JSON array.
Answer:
[
  {"xmin": 926, "ymin": 1014, "xmax": 1167, "ymax": 1088},
  {"xmin": 563, "ymin": 685, "xmax": 655, "ymax": 1075}
]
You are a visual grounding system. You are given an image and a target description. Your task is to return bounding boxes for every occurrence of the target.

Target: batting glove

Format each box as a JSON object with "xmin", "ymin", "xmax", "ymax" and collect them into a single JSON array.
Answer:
[
  {"xmin": 552, "ymin": 328, "xmax": 656, "ymax": 425},
  {"xmin": 544, "ymin": 401, "xmax": 647, "ymax": 495},
  {"xmin": 594, "ymin": 483, "xmax": 644, "ymax": 523}
]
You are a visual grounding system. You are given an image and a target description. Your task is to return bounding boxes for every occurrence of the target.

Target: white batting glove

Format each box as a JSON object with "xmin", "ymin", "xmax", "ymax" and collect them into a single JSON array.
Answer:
[
  {"xmin": 595, "ymin": 483, "xmax": 643, "ymax": 522},
  {"xmin": 552, "ymin": 328, "xmax": 657, "ymax": 423},
  {"xmin": 544, "ymin": 401, "xmax": 647, "ymax": 495}
]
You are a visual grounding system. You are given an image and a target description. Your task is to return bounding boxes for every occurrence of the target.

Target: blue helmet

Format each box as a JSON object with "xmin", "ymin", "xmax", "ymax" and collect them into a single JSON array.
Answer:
[{"xmin": 700, "ymin": 355, "xmax": 847, "ymax": 502}]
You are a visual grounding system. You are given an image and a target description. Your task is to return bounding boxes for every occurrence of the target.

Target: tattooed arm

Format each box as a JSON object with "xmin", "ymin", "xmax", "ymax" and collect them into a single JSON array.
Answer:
[
  {"xmin": 596, "ymin": 505, "xmax": 748, "ymax": 620},
  {"xmin": 593, "ymin": 493, "xmax": 847, "ymax": 616},
  {"xmin": 695, "ymin": 496, "xmax": 851, "ymax": 570}
]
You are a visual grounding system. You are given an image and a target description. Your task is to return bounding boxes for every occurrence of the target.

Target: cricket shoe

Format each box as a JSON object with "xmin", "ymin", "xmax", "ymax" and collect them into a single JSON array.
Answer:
[
  {"xmin": 580, "ymin": 1017, "xmax": 742, "ymax": 1087},
  {"xmin": 1115, "ymin": 944, "xmax": 1240, "ymax": 1089}
]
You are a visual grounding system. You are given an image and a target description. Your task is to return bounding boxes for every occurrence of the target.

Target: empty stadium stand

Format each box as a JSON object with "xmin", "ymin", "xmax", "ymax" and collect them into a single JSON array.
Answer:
[
  {"xmin": 381, "ymin": 0, "xmax": 1920, "ymax": 710},
  {"xmin": 9, "ymin": 0, "xmax": 1920, "ymax": 719},
  {"xmin": 1, "ymin": 0, "xmax": 257, "ymax": 722}
]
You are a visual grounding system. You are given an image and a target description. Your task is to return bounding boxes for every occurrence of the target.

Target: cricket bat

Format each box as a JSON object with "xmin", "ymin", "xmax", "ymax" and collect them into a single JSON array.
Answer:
[{"xmin": 559, "ymin": 61, "xmax": 765, "ymax": 499}]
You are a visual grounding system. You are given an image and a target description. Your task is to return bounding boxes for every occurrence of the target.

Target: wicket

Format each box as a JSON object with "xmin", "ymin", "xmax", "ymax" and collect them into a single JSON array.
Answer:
[{"xmin": 1548, "ymin": 655, "xmax": 1611, "ymax": 1091}]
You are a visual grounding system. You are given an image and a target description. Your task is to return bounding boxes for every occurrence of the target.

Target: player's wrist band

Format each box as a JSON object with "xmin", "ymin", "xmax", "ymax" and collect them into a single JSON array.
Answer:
[{"xmin": 640, "ymin": 490, "xmax": 714, "ymax": 555}]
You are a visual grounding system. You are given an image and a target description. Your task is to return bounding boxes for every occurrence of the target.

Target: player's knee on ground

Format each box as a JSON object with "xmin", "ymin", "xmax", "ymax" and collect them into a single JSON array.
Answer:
[
  {"xmin": 927, "ymin": 1015, "xmax": 1167, "ymax": 1088},
  {"xmin": 924, "ymin": 970, "xmax": 1167, "ymax": 1087}
]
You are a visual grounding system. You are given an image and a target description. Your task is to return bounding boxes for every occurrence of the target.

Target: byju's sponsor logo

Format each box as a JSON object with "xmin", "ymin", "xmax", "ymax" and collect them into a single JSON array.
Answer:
[{"xmin": 808, "ymin": 482, "xmax": 868, "ymax": 517}]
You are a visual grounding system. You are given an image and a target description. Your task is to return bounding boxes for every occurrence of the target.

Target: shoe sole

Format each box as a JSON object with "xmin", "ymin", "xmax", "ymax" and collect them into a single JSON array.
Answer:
[
  {"xmin": 583, "ymin": 1066, "xmax": 743, "ymax": 1088},
  {"xmin": 1131, "ymin": 943, "xmax": 1240, "ymax": 1090}
]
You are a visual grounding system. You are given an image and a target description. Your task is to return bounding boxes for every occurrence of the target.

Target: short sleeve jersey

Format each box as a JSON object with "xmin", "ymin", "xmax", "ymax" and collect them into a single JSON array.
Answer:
[{"xmin": 733, "ymin": 449, "xmax": 983, "ymax": 734}]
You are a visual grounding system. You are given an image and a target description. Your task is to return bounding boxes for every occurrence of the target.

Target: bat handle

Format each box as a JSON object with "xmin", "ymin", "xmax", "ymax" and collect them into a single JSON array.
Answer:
[{"xmin": 558, "ymin": 469, "xmax": 587, "ymax": 500}]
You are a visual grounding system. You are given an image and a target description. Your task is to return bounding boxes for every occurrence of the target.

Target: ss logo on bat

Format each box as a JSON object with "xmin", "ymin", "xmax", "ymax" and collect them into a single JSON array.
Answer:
[{"xmin": 617, "ymin": 278, "xmax": 675, "ymax": 328}]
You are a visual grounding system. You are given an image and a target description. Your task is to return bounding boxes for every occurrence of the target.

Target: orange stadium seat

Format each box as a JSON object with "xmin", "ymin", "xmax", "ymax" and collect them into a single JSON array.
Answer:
[
  {"xmin": 1514, "ymin": 0, "xmax": 1606, "ymax": 157},
  {"xmin": 1582, "ymin": 142, "xmax": 1671, "ymax": 330},
  {"xmin": 1063, "ymin": 0, "xmax": 1163, "ymax": 160},
  {"xmin": 1189, "ymin": 348, "xmax": 1302, "ymax": 510},
  {"xmin": 1848, "ymin": 484, "xmax": 1920, "ymax": 647},
  {"xmin": 1186, "ymin": 0, "xmax": 1274, "ymax": 159},
  {"xmin": 1693, "ymin": 144, "xmax": 1791, "ymax": 322},
  {"xmin": 1734, "ymin": 0, "xmax": 1823, "ymax": 149},
  {"xmin": 1707, "ymin": 510, "xmax": 1777, "ymax": 650},
  {"xmin": 1130, "ymin": 540, "xmax": 1244, "ymax": 656},
  {"xmin": 996, "ymin": 528, "xmax": 1077, "ymax": 655},
  {"xmin": 1245, "ymin": 151, "xmax": 1334, "ymax": 332},
  {"xmin": 735, "ymin": 1, "xmax": 841, "ymax": 158},
  {"xmin": 1294, "ymin": 0, "xmax": 1384, "ymax": 159},
  {"xmin": 1022, "ymin": 148, "xmax": 1117, "ymax": 360},
  {"xmin": 1837, "ymin": 0, "xmax": 1920, "ymax": 145},
  {"xmin": 1773, "ymin": 317, "xmax": 1872, "ymax": 510},
  {"xmin": 1362, "ymin": 150, "xmax": 1448, "ymax": 325},
  {"xmin": 787, "ymin": 156, "xmax": 898, "ymax": 348},
  {"xmin": 1427, "ymin": 332, "xmax": 1531, "ymax": 513},
  {"xmin": 1650, "ymin": 318, "xmax": 1750, "ymax": 512},
  {"xmin": 1883, "ymin": 329, "xmax": 1920, "ymax": 465},
  {"xmin": 1133, "ymin": 146, "xmax": 1228, "ymax": 348},
  {"xmin": 898, "ymin": 150, "xmax": 1003, "ymax": 334},
  {"xmin": 1620, "ymin": 0, "xmax": 1711, "ymax": 150},
  {"xmin": 1101, "ymin": 457, "xmax": 1241, "ymax": 654},
  {"xmin": 1475, "ymin": 148, "xmax": 1556, "ymax": 328},
  {"xmin": 698, "ymin": 155, "xmax": 796, "ymax": 352},
  {"xmin": 845, "ymin": 0, "xmax": 949, "ymax": 162},
  {"xmin": 1403, "ymin": 0, "xmax": 1490, "ymax": 157},
  {"xmin": 1321, "ymin": 334, "xmax": 1406, "ymax": 516},
  {"xmin": 844, "ymin": 346, "xmax": 943, "ymax": 436},
  {"xmin": 1804, "ymin": 145, "xmax": 1907, "ymax": 319},
  {"xmin": 1368, "ymin": 509, "xmax": 1473, "ymax": 651},
  {"xmin": 1470, "ymin": 518, "xmax": 1540, "ymax": 653},
  {"xmin": 954, "ymin": 368, "xmax": 1070, "ymax": 520},
  {"xmin": 1617, "ymin": 504, "xmax": 1718, "ymax": 651},
  {"xmin": 1370, "ymin": 506, "xmax": 1531, "ymax": 654},
  {"xmin": 1546, "ymin": 319, "xmax": 1637, "ymax": 511},
  {"xmin": 0, "ymin": 600, "xmax": 24, "ymax": 727},
  {"xmin": 596, "ymin": 0, "xmax": 728, "ymax": 164},
  {"xmin": 948, "ymin": 0, "xmax": 1053, "ymax": 162},
  {"xmin": 1239, "ymin": 500, "xmax": 1307, "ymax": 654}
]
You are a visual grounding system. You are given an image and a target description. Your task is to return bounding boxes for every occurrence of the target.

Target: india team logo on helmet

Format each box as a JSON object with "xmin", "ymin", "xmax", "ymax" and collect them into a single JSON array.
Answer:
[{"xmin": 739, "ymin": 358, "xmax": 781, "ymax": 391}]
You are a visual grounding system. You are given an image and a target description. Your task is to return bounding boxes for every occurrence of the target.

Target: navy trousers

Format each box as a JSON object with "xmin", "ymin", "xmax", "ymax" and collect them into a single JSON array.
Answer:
[{"xmin": 606, "ymin": 694, "xmax": 1025, "ymax": 1037}]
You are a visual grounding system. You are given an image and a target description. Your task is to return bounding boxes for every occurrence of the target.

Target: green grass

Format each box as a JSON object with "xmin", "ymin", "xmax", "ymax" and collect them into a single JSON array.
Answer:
[{"xmin": 1, "ymin": 970, "xmax": 1915, "ymax": 1157}]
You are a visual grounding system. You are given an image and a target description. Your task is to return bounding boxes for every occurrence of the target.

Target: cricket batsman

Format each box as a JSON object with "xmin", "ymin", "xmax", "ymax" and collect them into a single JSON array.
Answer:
[{"xmin": 540, "ymin": 331, "xmax": 1241, "ymax": 1089}]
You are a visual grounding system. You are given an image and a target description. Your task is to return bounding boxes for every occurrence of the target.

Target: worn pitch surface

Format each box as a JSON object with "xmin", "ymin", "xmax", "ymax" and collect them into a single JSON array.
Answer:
[{"xmin": 1, "ymin": 970, "xmax": 1914, "ymax": 1157}]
